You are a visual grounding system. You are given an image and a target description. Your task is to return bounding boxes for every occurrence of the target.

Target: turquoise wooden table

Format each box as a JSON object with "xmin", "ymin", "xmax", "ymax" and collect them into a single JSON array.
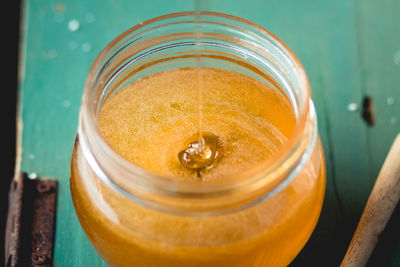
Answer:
[{"xmin": 18, "ymin": 0, "xmax": 400, "ymax": 266}]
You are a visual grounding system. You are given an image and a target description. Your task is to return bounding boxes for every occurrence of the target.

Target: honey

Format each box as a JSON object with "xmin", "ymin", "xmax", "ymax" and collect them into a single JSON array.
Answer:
[
  {"xmin": 97, "ymin": 68, "xmax": 295, "ymax": 180},
  {"xmin": 70, "ymin": 67, "xmax": 326, "ymax": 266}
]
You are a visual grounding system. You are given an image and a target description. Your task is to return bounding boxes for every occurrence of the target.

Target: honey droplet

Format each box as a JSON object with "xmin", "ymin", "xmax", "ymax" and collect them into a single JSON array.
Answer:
[{"xmin": 178, "ymin": 132, "xmax": 220, "ymax": 172}]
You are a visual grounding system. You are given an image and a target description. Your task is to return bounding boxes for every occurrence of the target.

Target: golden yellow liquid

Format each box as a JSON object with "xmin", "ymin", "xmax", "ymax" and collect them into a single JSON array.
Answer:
[
  {"xmin": 70, "ymin": 67, "xmax": 325, "ymax": 266},
  {"xmin": 98, "ymin": 68, "xmax": 295, "ymax": 180}
]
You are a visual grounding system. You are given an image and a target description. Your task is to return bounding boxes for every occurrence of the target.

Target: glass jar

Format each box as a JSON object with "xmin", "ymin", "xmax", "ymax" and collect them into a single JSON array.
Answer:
[{"xmin": 70, "ymin": 11, "xmax": 326, "ymax": 267}]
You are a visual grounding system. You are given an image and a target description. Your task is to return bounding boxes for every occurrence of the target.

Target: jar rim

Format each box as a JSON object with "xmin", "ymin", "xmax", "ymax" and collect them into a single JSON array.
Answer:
[{"xmin": 78, "ymin": 11, "xmax": 314, "ymax": 214}]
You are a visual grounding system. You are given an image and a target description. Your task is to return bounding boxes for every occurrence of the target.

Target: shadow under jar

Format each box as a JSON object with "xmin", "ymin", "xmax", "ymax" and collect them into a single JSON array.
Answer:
[{"xmin": 70, "ymin": 12, "xmax": 326, "ymax": 267}]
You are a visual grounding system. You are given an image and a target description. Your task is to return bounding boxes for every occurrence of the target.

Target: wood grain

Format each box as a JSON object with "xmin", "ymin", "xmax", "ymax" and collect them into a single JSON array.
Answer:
[
  {"xmin": 17, "ymin": 0, "xmax": 400, "ymax": 266},
  {"xmin": 341, "ymin": 134, "xmax": 400, "ymax": 267}
]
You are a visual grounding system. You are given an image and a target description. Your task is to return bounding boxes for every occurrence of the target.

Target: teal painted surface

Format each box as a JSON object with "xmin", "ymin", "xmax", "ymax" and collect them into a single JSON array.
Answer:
[{"xmin": 18, "ymin": 0, "xmax": 400, "ymax": 266}]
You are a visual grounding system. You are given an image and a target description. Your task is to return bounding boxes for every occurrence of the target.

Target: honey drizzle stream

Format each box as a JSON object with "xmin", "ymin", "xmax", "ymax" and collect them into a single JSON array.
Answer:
[
  {"xmin": 177, "ymin": 0, "xmax": 219, "ymax": 177},
  {"xmin": 194, "ymin": 0, "xmax": 207, "ymax": 141}
]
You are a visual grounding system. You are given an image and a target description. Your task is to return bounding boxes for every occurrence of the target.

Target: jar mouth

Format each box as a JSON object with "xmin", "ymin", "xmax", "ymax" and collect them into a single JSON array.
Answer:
[{"xmin": 78, "ymin": 11, "xmax": 313, "ymax": 214}]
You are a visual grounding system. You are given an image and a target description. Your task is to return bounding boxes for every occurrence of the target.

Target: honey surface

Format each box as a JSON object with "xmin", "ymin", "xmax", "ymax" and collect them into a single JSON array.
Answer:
[{"xmin": 98, "ymin": 67, "xmax": 296, "ymax": 179}]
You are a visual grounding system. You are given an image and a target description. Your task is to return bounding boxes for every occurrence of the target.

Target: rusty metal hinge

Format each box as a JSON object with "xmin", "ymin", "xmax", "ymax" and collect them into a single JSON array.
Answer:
[{"xmin": 5, "ymin": 172, "xmax": 57, "ymax": 267}]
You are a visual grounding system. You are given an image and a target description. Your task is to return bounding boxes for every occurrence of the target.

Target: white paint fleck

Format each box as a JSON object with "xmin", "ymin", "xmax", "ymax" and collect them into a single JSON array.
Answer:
[
  {"xmin": 82, "ymin": 42, "xmax": 92, "ymax": 52},
  {"xmin": 29, "ymin": 153, "xmax": 35, "ymax": 160},
  {"xmin": 394, "ymin": 50, "xmax": 400, "ymax": 66},
  {"xmin": 347, "ymin": 102, "xmax": 358, "ymax": 112},
  {"xmin": 390, "ymin": 117, "xmax": 397, "ymax": 124},
  {"xmin": 28, "ymin": 172, "xmax": 38, "ymax": 179},
  {"xmin": 387, "ymin": 97, "xmax": 395, "ymax": 105},
  {"xmin": 68, "ymin": 40, "xmax": 78, "ymax": 50},
  {"xmin": 63, "ymin": 99, "xmax": 71, "ymax": 108},
  {"xmin": 85, "ymin": 13, "xmax": 95, "ymax": 23},
  {"xmin": 68, "ymin": 19, "xmax": 80, "ymax": 32}
]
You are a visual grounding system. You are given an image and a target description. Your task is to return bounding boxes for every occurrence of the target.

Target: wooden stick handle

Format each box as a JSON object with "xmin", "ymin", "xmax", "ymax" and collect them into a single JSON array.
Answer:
[{"xmin": 340, "ymin": 134, "xmax": 400, "ymax": 267}]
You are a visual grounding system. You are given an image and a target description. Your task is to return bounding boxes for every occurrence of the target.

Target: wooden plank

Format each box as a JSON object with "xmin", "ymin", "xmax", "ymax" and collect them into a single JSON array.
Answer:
[
  {"xmin": 354, "ymin": 0, "xmax": 400, "ymax": 187},
  {"xmin": 18, "ymin": 1, "xmax": 194, "ymax": 266},
  {"xmin": 352, "ymin": 0, "xmax": 400, "ymax": 265},
  {"xmin": 211, "ymin": 0, "xmax": 374, "ymax": 265},
  {"xmin": 17, "ymin": 0, "xmax": 400, "ymax": 266}
]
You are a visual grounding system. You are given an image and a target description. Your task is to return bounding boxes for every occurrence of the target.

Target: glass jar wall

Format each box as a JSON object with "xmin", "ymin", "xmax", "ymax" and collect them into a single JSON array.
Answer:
[{"xmin": 70, "ymin": 12, "xmax": 326, "ymax": 267}]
